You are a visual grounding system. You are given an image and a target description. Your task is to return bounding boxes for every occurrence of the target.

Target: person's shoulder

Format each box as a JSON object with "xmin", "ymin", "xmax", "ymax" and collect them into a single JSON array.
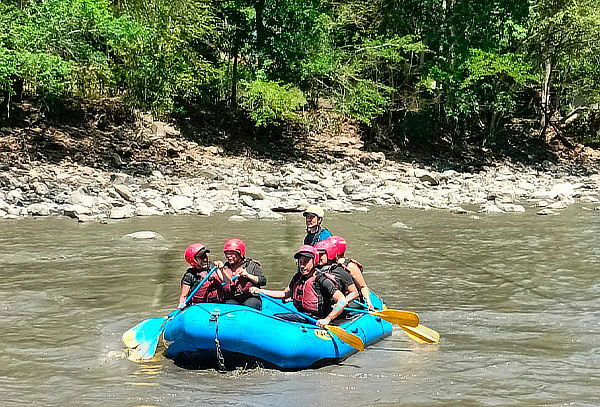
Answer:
[
  {"xmin": 184, "ymin": 267, "xmax": 196, "ymax": 275},
  {"xmin": 245, "ymin": 258, "xmax": 262, "ymax": 268},
  {"xmin": 316, "ymin": 272, "xmax": 336, "ymax": 285},
  {"xmin": 320, "ymin": 228, "xmax": 332, "ymax": 238}
]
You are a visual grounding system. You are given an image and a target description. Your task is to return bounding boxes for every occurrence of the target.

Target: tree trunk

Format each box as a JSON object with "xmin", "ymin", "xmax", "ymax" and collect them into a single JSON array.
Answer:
[
  {"xmin": 540, "ymin": 55, "xmax": 553, "ymax": 138},
  {"xmin": 230, "ymin": 53, "xmax": 238, "ymax": 110},
  {"xmin": 255, "ymin": 0, "xmax": 265, "ymax": 69}
]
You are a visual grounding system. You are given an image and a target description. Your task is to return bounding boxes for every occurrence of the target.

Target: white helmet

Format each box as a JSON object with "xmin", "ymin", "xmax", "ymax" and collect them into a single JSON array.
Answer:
[{"xmin": 303, "ymin": 205, "xmax": 324, "ymax": 218}]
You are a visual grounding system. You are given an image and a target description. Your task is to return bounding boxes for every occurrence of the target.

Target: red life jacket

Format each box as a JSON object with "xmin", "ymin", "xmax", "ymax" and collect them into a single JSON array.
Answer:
[
  {"xmin": 343, "ymin": 258, "xmax": 363, "ymax": 273},
  {"xmin": 190, "ymin": 270, "xmax": 225, "ymax": 304},
  {"xmin": 224, "ymin": 258, "xmax": 261, "ymax": 300},
  {"xmin": 290, "ymin": 271, "xmax": 338, "ymax": 315}
]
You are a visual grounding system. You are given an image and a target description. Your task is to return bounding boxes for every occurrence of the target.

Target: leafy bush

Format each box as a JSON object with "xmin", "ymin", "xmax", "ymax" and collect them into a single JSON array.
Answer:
[
  {"xmin": 239, "ymin": 78, "xmax": 306, "ymax": 127},
  {"xmin": 337, "ymin": 80, "xmax": 391, "ymax": 125}
]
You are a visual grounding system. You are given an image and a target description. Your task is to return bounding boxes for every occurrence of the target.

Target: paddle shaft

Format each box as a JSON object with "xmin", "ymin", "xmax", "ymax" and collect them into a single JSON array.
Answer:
[
  {"xmin": 258, "ymin": 293, "xmax": 365, "ymax": 351},
  {"xmin": 175, "ymin": 265, "xmax": 218, "ymax": 314},
  {"xmin": 258, "ymin": 293, "xmax": 317, "ymax": 323}
]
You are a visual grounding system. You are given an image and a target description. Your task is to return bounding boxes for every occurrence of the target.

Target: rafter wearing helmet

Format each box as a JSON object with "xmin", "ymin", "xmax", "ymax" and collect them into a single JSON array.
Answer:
[
  {"xmin": 250, "ymin": 244, "xmax": 349, "ymax": 328},
  {"xmin": 315, "ymin": 239, "xmax": 360, "ymax": 306},
  {"xmin": 303, "ymin": 204, "xmax": 332, "ymax": 246},
  {"xmin": 179, "ymin": 243, "xmax": 227, "ymax": 308},
  {"xmin": 328, "ymin": 235, "xmax": 373, "ymax": 310},
  {"xmin": 221, "ymin": 238, "xmax": 267, "ymax": 310}
]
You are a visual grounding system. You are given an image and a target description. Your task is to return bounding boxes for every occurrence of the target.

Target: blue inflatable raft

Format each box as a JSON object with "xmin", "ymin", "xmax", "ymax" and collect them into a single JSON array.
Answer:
[{"xmin": 163, "ymin": 294, "xmax": 392, "ymax": 370}]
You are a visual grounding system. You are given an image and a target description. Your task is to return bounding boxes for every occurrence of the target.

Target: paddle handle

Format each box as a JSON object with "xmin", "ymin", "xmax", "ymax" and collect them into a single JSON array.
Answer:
[
  {"xmin": 354, "ymin": 299, "xmax": 377, "ymax": 311},
  {"xmin": 348, "ymin": 307, "xmax": 369, "ymax": 315}
]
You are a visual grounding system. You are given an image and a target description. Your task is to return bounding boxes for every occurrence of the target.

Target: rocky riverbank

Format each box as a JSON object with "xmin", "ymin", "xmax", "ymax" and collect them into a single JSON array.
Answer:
[
  {"xmin": 2, "ymin": 150, "xmax": 600, "ymax": 222},
  {"xmin": 2, "ymin": 107, "xmax": 600, "ymax": 221}
]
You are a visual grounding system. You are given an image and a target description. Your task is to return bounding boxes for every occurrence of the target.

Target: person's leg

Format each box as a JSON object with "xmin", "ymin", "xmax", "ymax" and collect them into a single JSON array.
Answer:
[{"xmin": 242, "ymin": 296, "xmax": 262, "ymax": 310}]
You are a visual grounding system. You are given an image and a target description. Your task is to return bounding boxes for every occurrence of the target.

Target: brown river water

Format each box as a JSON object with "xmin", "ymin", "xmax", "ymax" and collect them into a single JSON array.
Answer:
[{"xmin": 1, "ymin": 207, "xmax": 598, "ymax": 406}]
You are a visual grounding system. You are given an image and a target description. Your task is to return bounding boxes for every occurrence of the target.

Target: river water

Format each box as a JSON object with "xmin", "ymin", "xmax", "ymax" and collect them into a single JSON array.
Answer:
[{"xmin": 1, "ymin": 207, "xmax": 598, "ymax": 406}]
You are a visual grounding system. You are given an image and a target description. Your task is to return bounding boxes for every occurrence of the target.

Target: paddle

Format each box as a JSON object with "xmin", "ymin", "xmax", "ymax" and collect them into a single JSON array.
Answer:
[
  {"xmin": 349, "ymin": 307, "xmax": 419, "ymax": 327},
  {"xmin": 259, "ymin": 293, "xmax": 365, "ymax": 351},
  {"xmin": 400, "ymin": 324, "xmax": 440, "ymax": 344},
  {"xmin": 122, "ymin": 265, "xmax": 218, "ymax": 359},
  {"xmin": 354, "ymin": 300, "xmax": 440, "ymax": 344}
]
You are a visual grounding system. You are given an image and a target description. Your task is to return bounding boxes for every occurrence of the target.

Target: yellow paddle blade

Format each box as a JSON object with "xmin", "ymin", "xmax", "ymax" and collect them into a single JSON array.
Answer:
[
  {"xmin": 401, "ymin": 324, "xmax": 440, "ymax": 344},
  {"xmin": 371, "ymin": 309, "xmax": 419, "ymax": 327},
  {"xmin": 122, "ymin": 330, "xmax": 139, "ymax": 348},
  {"xmin": 325, "ymin": 325, "xmax": 365, "ymax": 351}
]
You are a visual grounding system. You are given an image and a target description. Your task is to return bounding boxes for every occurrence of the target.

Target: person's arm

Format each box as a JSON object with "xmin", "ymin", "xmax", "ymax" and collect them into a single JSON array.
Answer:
[
  {"xmin": 346, "ymin": 262, "xmax": 373, "ymax": 309},
  {"xmin": 242, "ymin": 262, "xmax": 267, "ymax": 286},
  {"xmin": 250, "ymin": 286, "xmax": 290, "ymax": 299},
  {"xmin": 317, "ymin": 290, "xmax": 347, "ymax": 328},
  {"xmin": 360, "ymin": 287, "xmax": 373, "ymax": 309},
  {"xmin": 345, "ymin": 283, "xmax": 359, "ymax": 304},
  {"xmin": 178, "ymin": 284, "xmax": 191, "ymax": 308}
]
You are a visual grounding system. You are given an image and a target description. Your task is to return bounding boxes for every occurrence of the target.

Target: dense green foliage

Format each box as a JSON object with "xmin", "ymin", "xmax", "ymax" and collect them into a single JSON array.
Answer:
[{"xmin": 1, "ymin": 0, "xmax": 599, "ymax": 145}]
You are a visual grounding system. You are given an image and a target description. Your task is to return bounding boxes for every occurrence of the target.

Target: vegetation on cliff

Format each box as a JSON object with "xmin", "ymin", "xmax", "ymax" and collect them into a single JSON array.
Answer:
[{"xmin": 1, "ymin": 0, "xmax": 600, "ymax": 159}]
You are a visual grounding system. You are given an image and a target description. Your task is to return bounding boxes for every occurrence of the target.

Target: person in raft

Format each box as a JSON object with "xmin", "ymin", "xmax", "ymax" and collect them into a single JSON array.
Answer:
[
  {"xmin": 250, "ymin": 245, "xmax": 348, "ymax": 328},
  {"xmin": 303, "ymin": 205, "xmax": 332, "ymax": 246},
  {"xmin": 221, "ymin": 238, "xmax": 266, "ymax": 310},
  {"xmin": 328, "ymin": 235, "xmax": 374, "ymax": 310},
  {"xmin": 314, "ymin": 239, "xmax": 360, "ymax": 307},
  {"xmin": 179, "ymin": 243, "xmax": 227, "ymax": 308}
]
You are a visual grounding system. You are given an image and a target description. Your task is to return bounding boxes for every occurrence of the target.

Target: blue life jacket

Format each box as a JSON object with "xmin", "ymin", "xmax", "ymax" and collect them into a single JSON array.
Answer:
[{"xmin": 304, "ymin": 227, "xmax": 332, "ymax": 246}]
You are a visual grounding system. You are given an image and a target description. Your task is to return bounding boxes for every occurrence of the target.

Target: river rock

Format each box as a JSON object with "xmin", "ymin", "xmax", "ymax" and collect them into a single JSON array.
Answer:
[
  {"xmin": 109, "ymin": 206, "xmax": 134, "ymax": 219},
  {"xmin": 27, "ymin": 203, "xmax": 52, "ymax": 216},
  {"xmin": 228, "ymin": 215, "xmax": 248, "ymax": 222},
  {"xmin": 6, "ymin": 188, "xmax": 23, "ymax": 203},
  {"xmin": 239, "ymin": 186, "xmax": 266, "ymax": 200},
  {"xmin": 409, "ymin": 168, "xmax": 439, "ymax": 186},
  {"xmin": 68, "ymin": 189, "xmax": 95, "ymax": 207},
  {"xmin": 195, "ymin": 199, "xmax": 215, "ymax": 216},
  {"xmin": 256, "ymin": 210, "xmax": 285, "ymax": 220},
  {"xmin": 479, "ymin": 202, "xmax": 505, "ymax": 213},
  {"xmin": 61, "ymin": 204, "xmax": 92, "ymax": 218},
  {"xmin": 113, "ymin": 185, "xmax": 135, "ymax": 202},
  {"xmin": 32, "ymin": 182, "xmax": 49, "ymax": 196},
  {"xmin": 135, "ymin": 203, "xmax": 163, "ymax": 216},
  {"xmin": 168, "ymin": 195, "xmax": 193, "ymax": 211},
  {"xmin": 496, "ymin": 203, "xmax": 526, "ymax": 213},
  {"xmin": 549, "ymin": 182, "xmax": 576, "ymax": 199},
  {"xmin": 391, "ymin": 221, "xmax": 411, "ymax": 229},
  {"xmin": 547, "ymin": 201, "xmax": 567, "ymax": 210},
  {"xmin": 124, "ymin": 231, "xmax": 163, "ymax": 240},
  {"xmin": 537, "ymin": 209, "xmax": 556, "ymax": 215}
]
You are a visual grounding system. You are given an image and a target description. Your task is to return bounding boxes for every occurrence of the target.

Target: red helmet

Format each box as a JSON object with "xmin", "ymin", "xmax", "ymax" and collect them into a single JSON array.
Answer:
[
  {"xmin": 184, "ymin": 243, "xmax": 210, "ymax": 266},
  {"xmin": 314, "ymin": 239, "xmax": 337, "ymax": 262},
  {"xmin": 223, "ymin": 238, "xmax": 246, "ymax": 257},
  {"xmin": 328, "ymin": 235, "xmax": 347, "ymax": 257},
  {"xmin": 293, "ymin": 244, "xmax": 320, "ymax": 264}
]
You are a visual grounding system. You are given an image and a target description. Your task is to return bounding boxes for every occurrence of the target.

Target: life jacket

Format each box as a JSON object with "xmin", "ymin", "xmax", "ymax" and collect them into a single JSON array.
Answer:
[
  {"xmin": 290, "ymin": 270, "xmax": 338, "ymax": 315},
  {"xmin": 190, "ymin": 267, "xmax": 225, "ymax": 304},
  {"xmin": 320, "ymin": 263, "xmax": 353, "ymax": 294},
  {"xmin": 224, "ymin": 258, "xmax": 261, "ymax": 300},
  {"xmin": 342, "ymin": 258, "xmax": 363, "ymax": 273},
  {"xmin": 304, "ymin": 227, "xmax": 332, "ymax": 246}
]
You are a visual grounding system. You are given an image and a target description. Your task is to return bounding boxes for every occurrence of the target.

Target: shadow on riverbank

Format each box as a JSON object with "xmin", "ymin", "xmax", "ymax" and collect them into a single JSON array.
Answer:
[{"xmin": 1, "ymin": 99, "xmax": 599, "ymax": 179}]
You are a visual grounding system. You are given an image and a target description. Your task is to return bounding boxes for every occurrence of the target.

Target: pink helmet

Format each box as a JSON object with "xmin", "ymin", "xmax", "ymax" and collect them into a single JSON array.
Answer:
[
  {"xmin": 293, "ymin": 244, "xmax": 320, "ymax": 264},
  {"xmin": 314, "ymin": 239, "xmax": 337, "ymax": 262},
  {"xmin": 184, "ymin": 243, "xmax": 210, "ymax": 266},
  {"xmin": 328, "ymin": 235, "xmax": 347, "ymax": 257},
  {"xmin": 223, "ymin": 238, "xmax": 246, "ymax": 257}
]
